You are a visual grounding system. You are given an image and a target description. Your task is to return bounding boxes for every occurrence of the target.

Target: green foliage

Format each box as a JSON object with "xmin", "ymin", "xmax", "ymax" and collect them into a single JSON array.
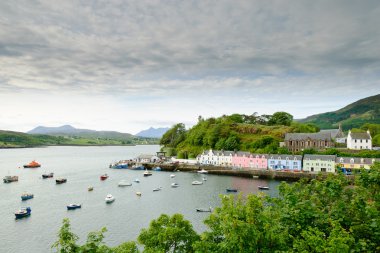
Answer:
[
  {"xmin": 268, "ymin": 111, "xmax": 293, "ymax": 126},
  {"xmin": 160, "ymin": 113, "xmax": 318, "ymax": 157},
  {"xmin": 290, "ymin": 122, "xmax": 320, "ymax": 133},
  {"xmin": 80, "ymin": 227, "xmax": 111, "ymax": 253},
  {"xmin": 54, "ymin": 164, "xmax": 380, "ymax": 252},
  {"xmin": 113, "ymin": 242, "xmax": 139, "ymax": 253},
  {"xmin": 300, "ymin": 94, "xmax": 380, "ymax": 129},
  {"xmin": 138, "ymin": 214, "xmax": 200, "ymax": 253},
  {"xmin": 373, "ymin": 134, "xmax": 380, "ymax": 146},
  {"xmin": 160, "ymin": 123, "xmax": 186, "ymax": 148},
  {"xmin": 52, "ymin": 218, "xmax": 79, "ymax": 253}
]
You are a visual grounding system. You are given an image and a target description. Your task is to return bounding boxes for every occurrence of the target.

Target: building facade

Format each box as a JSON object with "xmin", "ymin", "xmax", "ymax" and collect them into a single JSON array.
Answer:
[
  {"xmin": 347, "ymin": 130, "xmax": 372, "ymax": 150},
  {"xmin": 284, "ymin": 133, "xmax": 334, "ymax": 152},
  {"xmin": 267, "ymin": 155, "xmax": 302, "ymax": 170},
  {"xmin": 336, "ymin": 157, "xmax": 379, "ymax": 173},
  {"xmin": 303, "ymin": 154, "xmax": 336, "ymax": 173}
]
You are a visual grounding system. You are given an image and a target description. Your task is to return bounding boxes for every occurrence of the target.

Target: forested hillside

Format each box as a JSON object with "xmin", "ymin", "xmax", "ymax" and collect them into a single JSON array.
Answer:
[
  {"xmin": 300, "ymin": 94, "xmax": 380, "ymax": 129},
  {"xmin": 160, "ymin": 112, "xmax": 320, "ymax": 158}
]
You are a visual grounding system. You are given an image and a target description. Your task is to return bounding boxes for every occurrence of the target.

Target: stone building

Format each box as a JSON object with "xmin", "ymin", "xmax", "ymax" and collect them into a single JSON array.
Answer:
[{"xmin": 284, "ymin": 132, "xmax": 334, "ymax": 152}]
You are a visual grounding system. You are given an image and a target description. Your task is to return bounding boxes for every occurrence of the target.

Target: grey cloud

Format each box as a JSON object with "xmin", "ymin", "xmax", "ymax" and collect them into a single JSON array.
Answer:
[{"xmin": 0, "ymin": 0, "xmax": 379, "ymax": 94}]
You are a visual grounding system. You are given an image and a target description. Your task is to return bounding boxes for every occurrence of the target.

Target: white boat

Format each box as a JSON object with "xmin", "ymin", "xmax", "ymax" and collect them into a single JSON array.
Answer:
[
  {"xmin": 171, "ymin": 183, "xmax": 179, "ymax": 188},
  {"xmin": 258, "ymin": 186, "xmax": 269, "ymax": 190},
  {"xmin": 143, "ymin": 170, "xmax": 152, "ymax": 177},
  {"xmin": 202, "ymin": 177, "xmax": 207, "ymax": 181},
  {"xmin": 153, "ymin": 187, "xmax": 162, "ymax": 192},
  {"xmin": 134, "ymin": 178, "xmax": 140, "ymax": 183},
  {"xmin": 192, "ymin": 181, "xmax": 203, "ymax": 185},
  {"xmin": 197, "ymin": 169, "xmax": 208, "ymax": 174},
  {"xmin": 170, "ymin": 174, "xmax": 175, "ymax": 178},
  {"xmin": 105, "ymin": 194, "xmax": 115, "ymax": 203},
  {"xmin": 136, "ymin": 192, "xmax": 142, "ymax": 196},
  {"xmin": 118, "ymin": 180, "xmax": 132, "ymax": 187}
]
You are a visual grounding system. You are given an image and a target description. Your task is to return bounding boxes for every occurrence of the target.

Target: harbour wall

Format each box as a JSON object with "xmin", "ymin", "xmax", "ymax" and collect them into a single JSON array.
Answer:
[{"xmin": 142, "ymin": 163, "xmax": 354, "ymax": 181}]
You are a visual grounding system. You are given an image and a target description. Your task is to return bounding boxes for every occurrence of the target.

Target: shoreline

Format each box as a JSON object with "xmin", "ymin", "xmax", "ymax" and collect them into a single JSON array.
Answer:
[{"xmin": 142, "ymin": 163, "xmax": 355, "ymax": 181}]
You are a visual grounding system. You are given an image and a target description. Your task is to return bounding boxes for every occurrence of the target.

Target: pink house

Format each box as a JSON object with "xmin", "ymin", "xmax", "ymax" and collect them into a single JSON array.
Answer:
[
  {"xmin": 248, "ymin": 154, "xmax": 268, "ymax": 169},
  {"xmin": 232, "ymin": 152, "xmax": 268, "ymax": 169},
  {"xmin": 232, "ymin": 152, "xmax": 251, "ymax": 168}
]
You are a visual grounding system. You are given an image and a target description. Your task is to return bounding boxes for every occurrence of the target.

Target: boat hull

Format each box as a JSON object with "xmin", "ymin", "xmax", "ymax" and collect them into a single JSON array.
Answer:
[
  {"xmin": 67, "ymin": 205, "xmax": 81, "ymax": 210},
  {"xmin": 226, "ymin": 189, "xmax": 238, "ymax": 192},
  {"xmin": 56, "ymin": 179, "xmax": 67, "ymax": 184},
  {"xmin": 15, "ymin": 207, "xmax": 31, "ymax": 219}
]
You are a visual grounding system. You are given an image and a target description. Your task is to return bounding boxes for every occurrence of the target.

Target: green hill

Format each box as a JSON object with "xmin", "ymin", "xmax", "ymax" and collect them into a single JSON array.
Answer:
[
  {"xmin": 0, "ymin": 130, "xmax": 158, "ymax": 148},
  {"xmin": 299, "ymin": 94, "xmax": 380, "ymax": 130},
  {"xmin": 160, "ymin": 113, "xmax": 319, "ymax": 158}
]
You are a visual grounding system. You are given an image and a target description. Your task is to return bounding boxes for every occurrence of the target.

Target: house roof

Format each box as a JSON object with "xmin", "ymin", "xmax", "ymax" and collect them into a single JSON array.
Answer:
[
  {"xmin": 304, "ymin": 154, "xmax": 336, "ymax": 161},
  {"xmin": 320, "ymin": 129, "xmax": 345, "ymax": 139},
  {"xmin": 336, "ymin": 157, "xmax": 379, "ymax": 165},
  {"xmin": 349, "ymin": 132, "xmax": 371, "ymax": 140},
  {"xmin": 285, "ymin": 132, "xmax": 332, "ymax": 141},
  {"xmin": 268, "ymin": 155, "xmax": 303, "ymax": 160}
]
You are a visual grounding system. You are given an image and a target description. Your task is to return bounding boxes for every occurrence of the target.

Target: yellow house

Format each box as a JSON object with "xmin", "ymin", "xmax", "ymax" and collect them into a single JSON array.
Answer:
[{"xmin": 336, "ymin": 157, "xmax": 379, "ymax": 171}]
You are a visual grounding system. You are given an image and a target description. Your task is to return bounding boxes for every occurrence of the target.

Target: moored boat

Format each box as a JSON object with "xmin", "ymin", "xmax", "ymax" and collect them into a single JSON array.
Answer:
[
  {"xmin": 100, "ymin": 174, "xmax": 109, "ymax": 181},
  {"xmin": 15, "ymin": 207, "xmax": 31, "ymax": 219},
  {"xmin": 56, "ymin": 178, "xmax": 67, "ymax": 184},
  {"xmin": 171, "ymin": 183, "xmax": 179, "ymax": 188},
  {"xmin": 258, "ymin": 186, "xmax": 269, "ymax": 190},
  {"xmin": 42, "ymin": 173, "xmax": 54, "ymax": 179},
  {"xmin": 67, "ymin": 204, "xmax": 81, "ymax": 210},
  {"xmin": 136, "ymin": 191, "xmax": 142, "ymax": 196},
  {"xmin": 21, "ymin": 193, "xmax": 34, "ymax": 201},
  {"xmin": 226, "ymin": 188, "xmax": 238, "ymax": 192},
  {"xmin": 170, "ymin": 174, "xmax": 175, "ymax": 178},
  {"xmin": 23, "ymin": 160, "xmax": 41, "ymax": 168},
  {"xmin": 134, "ymin": 178, "xmax": 140, "ymax": 183},
  {"xmin": 118, "ymin": 180, "xmax": 132, "ymax": 187},
  {"xmin": 143, "ymin": 170, "xmax": 152, "ymax": 177},
  {"xmin": 152, "ymin": 167, "xmax": 161, "ymax": 171},
  {"xmin": 202, "ymin": 177, "xmax": 207, "ymax": 181},
  {"xmin": 3, "ymin": 175, "xmax": 18, "ymax": 183},
  {"xmin": 88, "ymin": 186, "xmax": 94, "ymax": 191},
  {"xmin": 196, "ymin": 207, "xmax": 212, "ymax": 212},
  {"xmin": 197, "ymin": 169, "xmax": 208, "ymax": 174},
  {"xmin": 131, "ymin": 164, "xmax": 145, "ymax": 170},
  {"xmin": 105, "ymin": 194, "xmax": 115, "ymax": 203},
  {"xmin": 192, "ymin": 181, "xmax": 203, "ymax": 185},
  {"xmin": 153, "ymin": 187, "xmax": 162, "ymax": 192},
  {"xmin": 109, "ymin": 161, "xmax": 129, "ymax": 169}
]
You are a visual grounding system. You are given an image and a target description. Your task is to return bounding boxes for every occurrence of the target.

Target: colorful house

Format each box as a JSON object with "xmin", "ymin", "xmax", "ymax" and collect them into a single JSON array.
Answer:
[
  {"xmin": 231, "ymin": 152, "xmax": 268, "ymax": 169},
  {"xmin": 336, "ymin": 157, "xmax": 379, "ymax": 173},
  {"xmin": 303, "ymin": 155, "xmax": 336, "ymax": 173},
  {"xmin": 232, "ymin": 151, "xmax": 251, "ymax": 168},
  {"xmin": 267, "ymin": 155, "xmax": 302, "ymax": 171},
  {"xmin": 247, "ymin": 154, "xmax": 268, "ymax": 169},
  {"xmin": 197, "ymin": 149, "xmax": 234, "ymax": 166}
]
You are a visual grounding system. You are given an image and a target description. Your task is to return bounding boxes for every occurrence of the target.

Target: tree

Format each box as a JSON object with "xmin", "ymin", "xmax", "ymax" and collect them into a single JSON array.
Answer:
[
  {"xmin": 138, "ymin": 214, "xmax": 200, "ymax": 253},
  {"xmin": 80, "ymin": 227, "xmax": 111, "ymax": 253},
  {"xmin": 52, "ymin": 218, "xmax": 79, "ymax": 253},
  {"xmin": 113, "ymin": 242, "xmax": 139, "ymax": 253},
  {"xmin": 268, "ymin": 112, "xmax": 293, "ymax": 126},
  {"xmin": 160, "ymin": 123, "xmax": 186, "ymax": 147}
]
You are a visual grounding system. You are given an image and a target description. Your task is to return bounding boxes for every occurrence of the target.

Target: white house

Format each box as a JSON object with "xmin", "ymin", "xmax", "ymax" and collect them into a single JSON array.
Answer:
[
  {"xmin": 197, "ymin": 149, "xmax": 234, "ymax": 166},
  {"xmin": 135, "ymin": 154, "xmax": 160, "ymax": 163},
  {"xmin": 347, "ymin": 130, "xmax": 372, "ymax": 150}
]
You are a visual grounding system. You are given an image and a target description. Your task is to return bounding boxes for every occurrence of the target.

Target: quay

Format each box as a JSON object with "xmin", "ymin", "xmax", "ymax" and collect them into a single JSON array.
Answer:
[{"xmin": 142, "ymin": 163, "xmax": 354, "ymax": 181}]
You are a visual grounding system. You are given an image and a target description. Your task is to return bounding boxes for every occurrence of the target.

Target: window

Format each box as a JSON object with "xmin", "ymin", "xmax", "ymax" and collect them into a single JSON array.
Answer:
[{"xmin": 340, "ymin": 158, "xmax": 344, "ymax": 163}]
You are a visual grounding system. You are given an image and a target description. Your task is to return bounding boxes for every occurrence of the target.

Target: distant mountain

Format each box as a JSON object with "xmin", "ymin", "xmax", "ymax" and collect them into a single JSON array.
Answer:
[
  {"xmin": 299, "ymin": 94, "xmax": 380, "ymax": 129},
  {"xmin": 135, "ymin": 127, "xmax": 170, "ymax": 138},
  {"xmin": 27, "ymin": 125, "xmax": 160, "ymax": 144}
]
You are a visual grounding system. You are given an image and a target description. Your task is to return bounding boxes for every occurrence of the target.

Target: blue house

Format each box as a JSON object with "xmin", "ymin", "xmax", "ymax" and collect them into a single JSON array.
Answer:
[{"xmin": 267, "ymin": 155, "xmax": 302, "ymax": 170}]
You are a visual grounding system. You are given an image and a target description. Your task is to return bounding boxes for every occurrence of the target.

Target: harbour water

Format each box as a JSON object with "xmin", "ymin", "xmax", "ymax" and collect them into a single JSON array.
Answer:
[{"xmin": 0, "ymin": 145, "xmax": 280, "ymax": 252}]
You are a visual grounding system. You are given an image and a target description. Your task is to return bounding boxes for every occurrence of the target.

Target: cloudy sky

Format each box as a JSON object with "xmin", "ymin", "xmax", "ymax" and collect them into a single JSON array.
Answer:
[{"xmin": 1, "ymin": 0, "xmax": 379, "ymax": 134}]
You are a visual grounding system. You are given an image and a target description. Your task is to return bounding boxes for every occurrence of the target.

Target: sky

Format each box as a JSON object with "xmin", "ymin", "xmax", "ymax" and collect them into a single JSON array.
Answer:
[{"xmin": 1, "ymin": 0, "xmax": 380, "ymax": 134}]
